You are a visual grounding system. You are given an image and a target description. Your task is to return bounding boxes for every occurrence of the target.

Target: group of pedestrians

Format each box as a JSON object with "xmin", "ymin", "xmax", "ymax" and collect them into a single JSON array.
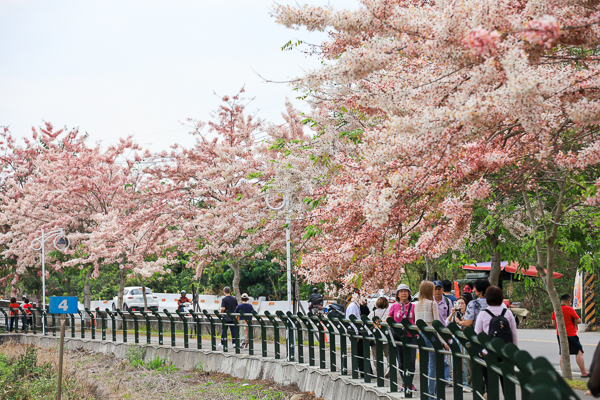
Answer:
[
  {"xmin": 7, "ymin": 297, "xmax": 33, "ymax": 333},
  {"xmin": 345, "ymin": 277, "xmax": 519, "ymax": 396}
]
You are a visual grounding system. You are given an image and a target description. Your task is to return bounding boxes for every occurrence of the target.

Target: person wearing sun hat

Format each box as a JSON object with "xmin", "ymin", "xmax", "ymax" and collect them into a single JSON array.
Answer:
[{"xmin": 388, "ymin": 283, "xmax": 417, "ymax": 393}]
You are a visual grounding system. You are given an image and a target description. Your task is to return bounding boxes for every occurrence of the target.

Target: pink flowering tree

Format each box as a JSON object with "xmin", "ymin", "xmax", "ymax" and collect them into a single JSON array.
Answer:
[{"xmin": 273, "ymin": 0, "xmax": 600, "ymax": 377}]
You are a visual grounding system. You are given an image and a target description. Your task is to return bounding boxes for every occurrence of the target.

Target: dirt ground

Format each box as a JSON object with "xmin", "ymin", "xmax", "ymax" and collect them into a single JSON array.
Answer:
[{"xmin": 0, "ymin": 342, "xmax": 323, "ymax": 400}]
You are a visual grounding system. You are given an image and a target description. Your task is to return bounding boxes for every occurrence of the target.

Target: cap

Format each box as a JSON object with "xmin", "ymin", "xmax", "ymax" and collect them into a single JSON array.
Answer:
[
  {"xmin": 396, "ymin": 284, "xmax": 412, "ymax": 295},
  {"xmin": 433, "ymin": 280, "xmax": 443, "ymax": 287},
  {"xmin": 241, "ymin": 293, "xmax": 249, "ymax": 300}
]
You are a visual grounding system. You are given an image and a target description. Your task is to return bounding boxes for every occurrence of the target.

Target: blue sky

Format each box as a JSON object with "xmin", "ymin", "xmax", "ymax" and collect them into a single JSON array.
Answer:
[{"xmin": 0, "ymin": 0, "xmax": 351, "ymax": 151}]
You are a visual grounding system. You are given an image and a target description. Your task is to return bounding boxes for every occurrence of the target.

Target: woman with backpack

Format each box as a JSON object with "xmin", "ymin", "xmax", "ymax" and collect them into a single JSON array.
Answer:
[
  {"xmin": 475, "ymin": 286, "xmax": 518, "ymax": 394},
  {"xmin": 388, "ymin": 283, "xmax": 416, "ymax": 392}
]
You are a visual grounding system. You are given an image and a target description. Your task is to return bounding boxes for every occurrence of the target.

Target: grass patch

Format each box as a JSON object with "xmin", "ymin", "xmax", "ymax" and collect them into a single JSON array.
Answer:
[{"xmin": 566, "ymin": 379, "xmax": 588, "ymax": 391}]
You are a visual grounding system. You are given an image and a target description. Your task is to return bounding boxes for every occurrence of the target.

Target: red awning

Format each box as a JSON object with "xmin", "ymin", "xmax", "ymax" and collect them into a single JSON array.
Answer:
[{"xmin": 462, "ymin": 261, "xmax": 563, "ymax": 279}]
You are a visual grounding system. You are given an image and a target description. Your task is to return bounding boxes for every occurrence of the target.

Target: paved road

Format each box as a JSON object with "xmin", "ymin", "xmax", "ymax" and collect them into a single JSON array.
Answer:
[{"xmin": 518, "ymin": 329, "xmax": 599, "ymax": 376}]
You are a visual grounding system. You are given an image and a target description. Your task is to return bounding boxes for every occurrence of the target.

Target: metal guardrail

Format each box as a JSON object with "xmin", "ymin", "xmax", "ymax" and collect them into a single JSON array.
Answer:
[{"xmin": 0, "ymin": 307, "xmax": 580, "ymax": 400}]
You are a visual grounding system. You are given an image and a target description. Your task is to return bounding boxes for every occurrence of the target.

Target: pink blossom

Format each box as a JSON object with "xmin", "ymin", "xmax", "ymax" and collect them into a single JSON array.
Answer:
[
  {"xmin": 523, "ymin": 15, "xmax": 560, "ymax": 48},
  {"xmin": 463, "ymin": 27, "xmax": 501, "ymax": 56}
]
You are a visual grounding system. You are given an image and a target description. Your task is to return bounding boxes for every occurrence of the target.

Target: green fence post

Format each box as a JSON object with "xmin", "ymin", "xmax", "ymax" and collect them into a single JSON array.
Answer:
[
  {"xmin": 214, "ymin": 311, "xmax": 228, "ymax": 352},
  {"xmin": 31, "ymin": 308, "xmax": 37, "ymax": 334},
  {"xmin": 202, "ymin": 310, "xmax": 217, "ymax": 351},
  {"xmin": 150, "ymin": 309, "xmax": 163, "ymax": 345},
  {"xmin": 321, "ymin": 315, "xmax": 338, "ymax": 372},
  {"xmin": 312, "ymin": 314, "xmax": 328, "ymax": 369},
  {"xmin": 105, "ymin": 309, "xmax": 116, "ymax": 342},
  {"xmin": 298, "ymin": 313, "xmax": 316, "ymax": 367},
  {"xmin": 384, "ymin": 318, "xmax": 401, "ymax": 394},
  {"xmin": 189, "ymin": 311, "xmax": 202, "ymax": 350},
  {"xmin": 139, "ymin": 310, "xmax": 151, "ymax": 344},
  {"xmin": 353, "ymin": 315, "xmax": 372, "ymax": 384},
  {"xmin": 84, "ymin": 308, "xmax": 96, "ymax": 340},
  {"xmin": 418, "ymin": 320, "xmax": 446, "ymax": 400},
  {"xmin": 253, "ymin": 311, "xmax": 268, "ymax": 357},
  {"xmin": 264, "ymin": 311, "xmax": 281, "ymax": 359},
  {"xmin": 115, "ymin": 308, "xmax": 127, "ymax": 343},
  {"xmin": 340, "ymin": 317, "xmax": 359, "ymax": 379},
  {"xmin": 69, "ymin": 313, "xmax": 75, "ymax": 338},
  {"xmin": 126, "ymin": 309, "xmax": 139, "ymax": 344},
  {"xmin": 51, "ymin": 313, "xmax": 57, "ymax": 336},
  {"xmin": 226, "ymin": 311, "xmax": 240, "ymax": 354},
  {"xmin": 456, "ymin": 326, "xmax": 486, "ymax": 397},
  {"xmin": 176, "ymin": 309, "xmax": 189, "ymax": 349},
  {"xmin": 367, "ymin": 315, "xmax": 385, "ymax": 387},
  {"xmin": 240, "ymin": 311, "xmax": 254, "ymax": 355},
  {"xmin": 331, "ymin": 314, "xmax": 348, "ymax": 375},
  {"xmin": 276, "ymin": 311, "xmax": 294, "ymax": 361},
  {"xmin": 163, "ymin": 309, "xmax": 176, "ymax": 347},
  {"xmin": 437, "ymin": 321, "xmax": 464, "ymax": 400},
  {"xmin": 96, "ymin": 308, "xmax": 106, "ymax": 341},
  {"xmin": 77, "ymin": 310, "xmax": 85, "ymax": 339},
  {"xmin": 287, "ymin": 312, "xmax": 303, "ymax": 363}
]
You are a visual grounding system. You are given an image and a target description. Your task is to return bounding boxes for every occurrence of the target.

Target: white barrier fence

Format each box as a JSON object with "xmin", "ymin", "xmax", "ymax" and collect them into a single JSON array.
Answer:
[{"xmin": 89, "ymin": 294, "xmax": 339, "ymax": 315}]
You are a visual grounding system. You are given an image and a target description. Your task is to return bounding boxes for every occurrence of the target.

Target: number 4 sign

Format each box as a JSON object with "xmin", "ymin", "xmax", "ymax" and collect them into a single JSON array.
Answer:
[{"xmin": 49, "ymin": 296, "xmax": 78, "ymax": 314}]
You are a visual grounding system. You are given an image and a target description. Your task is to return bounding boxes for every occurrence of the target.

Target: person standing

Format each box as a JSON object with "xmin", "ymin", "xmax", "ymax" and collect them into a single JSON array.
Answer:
[
  {"xmin": 442, "ymin": 280, "xmax": 457, "ymax": 303},
  {"xmin": 463, "ymin": 284, "xmax": 474, "ymax": 304},
  {"xmin": 552, "ymin": 294, "xmax": 589, "ymax": 377},
  {"xmin": 369, "ymin": 297, "xmax": 391, "ymax": 378},
  {"xmin": 475, "ymin": 286, "xmax": 518, "ymax": 394},
  {"xmin": 388, "ymin": 283, "xmax": 416, "ymax": 393},
  {"xmin": 415, "ymin": 281, "xmax": 447, "ymax": 397},
  {"xmin": 220, "ymin": 287, "xmax": 238, "ymax": 349},
  {"xmin": 434, "ymin": 280, "xmax": 453, "ymax": 386},
  {"xmin": 9, "ymin": 297, "xmax": 19, "ymax": 333},
  {"xmin": 234, "ymin": 293, "xmax": 254, "ymax": 349},
  {"xmin": 21, "ymin": 298, "xmax": 33, "ymax": 333},
  {"xmin": 447, "ymin": 296, "xmax": 472, "ymax": 392},
  {"xmin": 346, "ymin": 293, "xmax": 371, "ymax": 377},
  {"xmin": 464, "ymin": 279, "xmax": 491, "ymax": 328}
]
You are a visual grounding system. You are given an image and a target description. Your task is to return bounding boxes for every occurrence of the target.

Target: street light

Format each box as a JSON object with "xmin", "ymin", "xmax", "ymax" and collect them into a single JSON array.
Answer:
[
  {"xmin": 30, "ymin": 228, "xmax": 70, "ymax": 334},
  {"xmin": 265, "ymin": 193, "xmax": 292, "ymax": 314}
]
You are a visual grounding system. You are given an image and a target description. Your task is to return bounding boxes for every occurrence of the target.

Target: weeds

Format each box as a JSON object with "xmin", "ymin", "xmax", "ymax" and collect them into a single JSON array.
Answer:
[{"xmin": 125, "ymin": 344, "xmax": 176, "ymax": 373}]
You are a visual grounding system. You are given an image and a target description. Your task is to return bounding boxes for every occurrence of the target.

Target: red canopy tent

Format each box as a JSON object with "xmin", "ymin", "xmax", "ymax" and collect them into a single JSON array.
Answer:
[{"xmin": 462, "ymin": 261, "xmax": 563, "ymax": 279}]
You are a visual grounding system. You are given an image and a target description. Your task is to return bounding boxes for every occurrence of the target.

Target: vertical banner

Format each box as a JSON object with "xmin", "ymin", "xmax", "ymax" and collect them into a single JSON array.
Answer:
[
  {"xmin": 454, "ymin": 281, "xmax": 460, "ymax": 297},
  {"xmin": 584, "ymin": 272, "xmax": 596, "ymax": 325},
  {"xmin": 573, "ymin": 270, "xmax": 583, "ymax": 309}
]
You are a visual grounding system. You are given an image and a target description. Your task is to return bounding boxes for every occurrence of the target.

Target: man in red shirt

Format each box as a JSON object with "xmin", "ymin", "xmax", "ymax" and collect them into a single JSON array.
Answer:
[
  {"xmin": 552, "ymin": 293, "xmax": 589, "ymax": 377},
  {"xmin": 8, "ymin": 297, "xmax": 20, "ymax": 332}
]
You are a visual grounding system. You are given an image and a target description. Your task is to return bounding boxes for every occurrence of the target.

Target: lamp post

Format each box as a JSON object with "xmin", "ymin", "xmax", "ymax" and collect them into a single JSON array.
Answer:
[
  {"xmin": 30, "ymin": 228, "xmax": 70, "ymax": 334},
  {"xmin": 265, "ymin": 193, "xmax": 292, "ymax": 314}
]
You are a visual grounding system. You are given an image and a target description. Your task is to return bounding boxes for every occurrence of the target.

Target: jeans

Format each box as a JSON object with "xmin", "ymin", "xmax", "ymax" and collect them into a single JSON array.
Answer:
[
  {"xmin": 9, "ymin": 315, "xmax": 18, "ymax": 332},
  {"xmin": 444, "ymin": 355, "xmax": 451, "ymax": 383},
  {"xmin": 221, "ymin": 318, "xmax": 237, "ymax": 349},
  {"xmin": 423, "ymin": 336, "xmax": 437, "ymax": 396},
  {"xmin": 396, "ymin": 337, "xmax": 417, "ymax": 387}
]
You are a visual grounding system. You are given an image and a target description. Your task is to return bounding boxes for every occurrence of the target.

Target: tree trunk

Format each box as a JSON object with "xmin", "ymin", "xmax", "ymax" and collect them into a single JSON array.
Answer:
[
  {"xmin": 118, "ymin": 268, "xmax": 126, "ymax": 309},
  {"xmin": 489, "ymin": 234, "xmax": 502, "ymax": 287},
  {"xmin": 140, "ymin": 279, "xmax": 148, "ymax": 310},
  {"xmin": 231, "ymin": 262, "xmax": 241, "ymax": 301},
  {"xmin": 522, "ymin": 181, "xmax": 573, "ymax": 379},
  {"xmin": 83, "ymin": 269, "xmax": 92, "ymax": 310}
]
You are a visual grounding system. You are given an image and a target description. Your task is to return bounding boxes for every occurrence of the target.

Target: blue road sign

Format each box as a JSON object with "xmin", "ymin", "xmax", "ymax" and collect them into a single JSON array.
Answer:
[{"xmin": 49, "ymin": 296, "xmax": 78, "ymax": 314}]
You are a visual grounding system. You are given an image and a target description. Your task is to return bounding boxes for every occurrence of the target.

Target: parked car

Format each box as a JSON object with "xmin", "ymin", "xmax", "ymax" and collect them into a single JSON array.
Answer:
[{"xmin": 112, "ymin": 287, "xmax": 159, "ymax": 311}]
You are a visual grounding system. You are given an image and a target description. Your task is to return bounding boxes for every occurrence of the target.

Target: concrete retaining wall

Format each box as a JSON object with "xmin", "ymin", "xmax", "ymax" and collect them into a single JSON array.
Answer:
[{"xmin": 0, "ymin": 334, "xmax": 400, "ymax": 400}]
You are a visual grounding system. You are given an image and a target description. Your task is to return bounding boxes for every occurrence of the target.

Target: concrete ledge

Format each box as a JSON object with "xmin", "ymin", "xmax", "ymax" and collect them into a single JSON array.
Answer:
[{"xmin": 0, "ymin": 334, "xmax": 401, "ymax": 400}]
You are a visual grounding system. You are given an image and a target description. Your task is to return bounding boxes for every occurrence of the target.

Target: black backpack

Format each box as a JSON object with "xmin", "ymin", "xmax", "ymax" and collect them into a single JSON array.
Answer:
[{"xmin": 483, "ymin": 308, "xmax": 513, "ymax": 344}]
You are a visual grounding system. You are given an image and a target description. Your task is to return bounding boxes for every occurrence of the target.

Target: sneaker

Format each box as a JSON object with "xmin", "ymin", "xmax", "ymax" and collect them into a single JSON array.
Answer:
[{"xmin": 463, "ymin": 387, "xmax": 472, "ymax": 393}]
